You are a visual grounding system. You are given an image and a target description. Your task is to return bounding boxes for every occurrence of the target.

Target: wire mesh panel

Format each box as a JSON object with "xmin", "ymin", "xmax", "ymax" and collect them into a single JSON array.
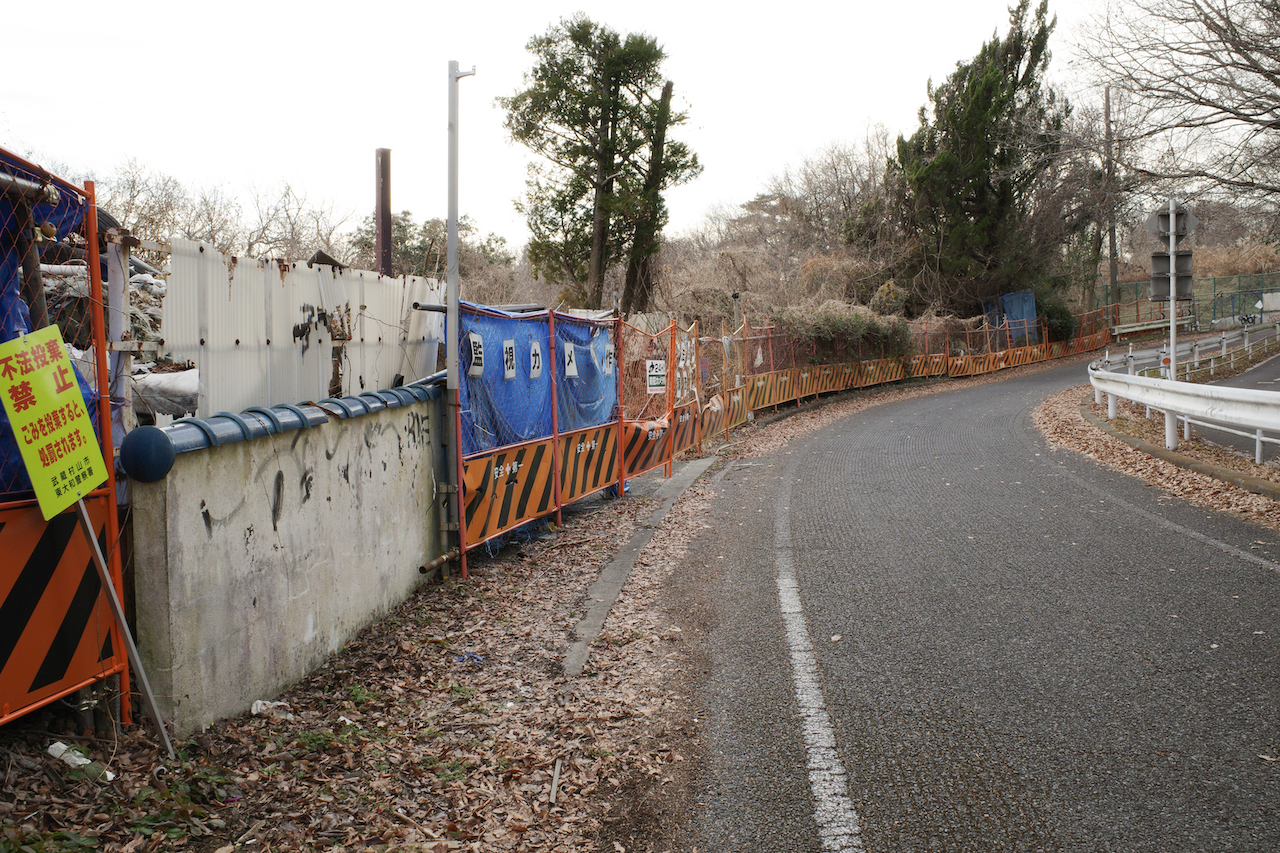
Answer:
[
  {"xmin": 741, "ymin": 321, "xmax": 776, "ymax": 377},
  {"xmin": 620, "ymin": 320, "xmax": 673, "ymax": 421},
  {"xmin": 0, "ymin": 153, "xmax": 108, "ymax": 500},
  {"xmin": 456, "ymin": 306, "xmax": 622, "ymax": 547}
]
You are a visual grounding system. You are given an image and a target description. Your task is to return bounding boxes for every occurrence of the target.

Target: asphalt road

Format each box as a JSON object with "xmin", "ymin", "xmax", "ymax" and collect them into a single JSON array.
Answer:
[
  {"xmin": 669, "ymin": 360, "xmax": 1280, "ymax": 852},
  {"xmin": 1202, "ymin": 339, "xmax": 1280, "ymax": 463}
]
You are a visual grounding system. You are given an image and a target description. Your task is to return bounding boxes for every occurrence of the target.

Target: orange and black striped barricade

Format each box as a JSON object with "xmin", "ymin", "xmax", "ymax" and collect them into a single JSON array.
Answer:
[
  {"xmin": 837, "ymin": 364, "xmax": 858, "ymax": 391},
  {"xmin": 797, "ymin": 367, "xmax": 820, "ymax": 400},
  {"xmin": 0, "ymin": 500, "xmax": 126, "ymax": 725},
  {"xmin": 723, "ymin": 386, "xmax": 749, "ymax": 434},
  {"xmin": 746, "ymin": 373, "xmax": 774, "ymax": 411},
  {"xmin": 774, "ymin": 369, "xmax": 798, "ymax": 406},
  {"xmin": 558, "ymin": 425, "xmax": 619, "ymax": 506},
  {"xmin": 670, "ymin": 401, "xmax": 699, "ymax": 456},
  {"xmin": 700, "ymin": 395, "xmax": 724, "ymax": 445},
  {"xmin": 815, "ymin": 365, "xmax": 840, "ymax": 395},
  {"xmin": 622, "ymin": 418, "xmax": 672, "ymax": 479},
  {"xmin": 462, "ymin": 439, "xmax": 557, "ymax": 547}
]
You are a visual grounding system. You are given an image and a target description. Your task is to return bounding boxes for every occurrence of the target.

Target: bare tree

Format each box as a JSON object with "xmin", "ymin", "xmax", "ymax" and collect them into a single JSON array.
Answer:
[
  {"xmin": 1076, "ymin": 0, "xmax": 1280, "ymax": 199},
  {"xmin": 178, "ymin": 185, "xmax": 244, "ymax": 255},
  {"xmin": 97, "ymin": 159, "xmax": 188, "ymax": 240},
  {"xmin": 243, "ymin": 183, "xmax": 349, "ymax": 262}
]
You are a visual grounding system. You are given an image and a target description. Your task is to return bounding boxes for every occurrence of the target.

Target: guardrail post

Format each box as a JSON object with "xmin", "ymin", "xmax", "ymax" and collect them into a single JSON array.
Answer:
[
  {"xmin": 1221, "ymin": 332, "xmax": 1228, "ymax": 357},
  {"xmin": 1183, "ymin": 416, "xmax": 1191, "ymax": 441},
  {"xmin": 1165, "ymin": 411, "xmax": 1177, "ymax": 451},
  {"xmin": 1257, "ymin": 430, "xmax": 1264, "ymax": 465},
  {"xmin": 1192, "ymin": 339, "xmax": 1200, "ymax": 368},
  {"xmin": 1107, "ymin": 392, "xmax": 1117, "ymax": 419}
]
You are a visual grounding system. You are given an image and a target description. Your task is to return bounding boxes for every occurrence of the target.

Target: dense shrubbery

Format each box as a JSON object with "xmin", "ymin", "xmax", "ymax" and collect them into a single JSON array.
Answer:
[{"xmin": 774, "ymin": 302, "xmax": 911, "ymax": 363}]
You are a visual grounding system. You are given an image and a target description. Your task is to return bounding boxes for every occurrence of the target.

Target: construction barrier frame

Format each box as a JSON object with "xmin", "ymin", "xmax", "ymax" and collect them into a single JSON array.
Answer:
[
  {"xmin": 454, "ymin": 306, "xmax": 1111, "ymax": 558},
  {"xmin": 457, "ymin": 309, "xmax": 624, "ymax": 552},
  {"xmin": 0, "ymin": 177, "xmax": 129, "ymax": 727}
]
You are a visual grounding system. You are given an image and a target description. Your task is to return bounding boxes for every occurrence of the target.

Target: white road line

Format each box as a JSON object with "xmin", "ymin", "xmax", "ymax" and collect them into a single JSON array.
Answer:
[
  {"xmin": 776, "ymin": 474, "xmax": 865, "ymax": 852},
  {"xmin": 1059, "ymin": 466, "xmax": 1280, "ymax": 572}
]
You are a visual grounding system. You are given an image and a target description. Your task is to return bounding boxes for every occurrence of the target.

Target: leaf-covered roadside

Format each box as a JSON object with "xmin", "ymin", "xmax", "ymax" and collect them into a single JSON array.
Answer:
[{"xmin": 0, "ymin": 485, "xmax": 707, "ymax": 852}]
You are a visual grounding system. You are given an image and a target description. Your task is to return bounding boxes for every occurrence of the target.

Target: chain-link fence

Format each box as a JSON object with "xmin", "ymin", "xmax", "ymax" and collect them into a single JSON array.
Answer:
[
  {"xmin": 0, "ymin": 150, "xmax": 130, "ymax": 729},
  {"xmin": 619, "ymin": 320, "xmax": 673, "ymax": 420},
  {"xmin": 1100, "ymin": 271, "xmax": 1280, "ymax": 333},
  {"xmin": 0, "ymin": 152, "xmax": 111, "ymax": 503}
]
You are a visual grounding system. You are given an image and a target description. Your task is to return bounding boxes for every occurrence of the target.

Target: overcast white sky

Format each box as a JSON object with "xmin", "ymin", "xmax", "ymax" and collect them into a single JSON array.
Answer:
[{"xmin": 2, "ymin": 0, "xmax": 1100, "ymax": 249}]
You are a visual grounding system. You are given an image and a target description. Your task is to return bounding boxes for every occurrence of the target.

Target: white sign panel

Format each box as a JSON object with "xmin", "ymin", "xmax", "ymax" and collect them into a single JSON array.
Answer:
[
  {"xmin": 646, "ymin": 359, "xmax": 667, "ymax": 395},
  {"xmin": 467, "ymin": 332, "xmax": 485, "ymax": 377},
  {"xmin": 503, "ymin": 338, "xmax": 516, "ymax": 380},
  {"xmin": 564, "ymin": 341, "xmax": 579, "ymax": 377},
  {"xmin": 530, "ymin": 340, "xmax": 543, "ymax": 379}
]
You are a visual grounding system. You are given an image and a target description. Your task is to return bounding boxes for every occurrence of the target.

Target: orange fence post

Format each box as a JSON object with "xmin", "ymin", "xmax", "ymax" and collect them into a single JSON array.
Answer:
[
  {"xmin": 84, "ymin": 181, "xmax": 132, "ymax": 721},
  {"xmin": 547, "ymin": 311, "xmax": 564, "ymax": 525},
  {"xmin": 694, "ymin": 323, "xmax": 703, "ymax": 451},
  {"xmin": 615, "ymin": 316, "xmax": 625, "ymax": 497},
  {"xmin": 665, "ymin": 320, "xmax": 675, "ymax": 477}
]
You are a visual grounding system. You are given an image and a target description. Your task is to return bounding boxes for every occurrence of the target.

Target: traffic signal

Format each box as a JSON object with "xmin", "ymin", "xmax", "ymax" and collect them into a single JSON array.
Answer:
[{"xmin": 1145, "ymin": 205, "xmax": 1198, "ymax": 301}]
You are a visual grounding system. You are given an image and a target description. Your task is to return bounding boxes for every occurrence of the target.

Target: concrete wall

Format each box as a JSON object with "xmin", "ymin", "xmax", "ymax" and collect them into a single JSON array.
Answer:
[{"xmin": 131, "ymin": 399, "xmax": 447, "ymax": 734}]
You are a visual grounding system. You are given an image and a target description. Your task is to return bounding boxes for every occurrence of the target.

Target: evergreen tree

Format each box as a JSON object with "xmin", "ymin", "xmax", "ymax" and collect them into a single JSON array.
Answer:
[
  {"xmin": 894, "ymin": 0, "xmax": 1066, "ymax": 313},
  {"xmin": 500, "ymin": 16, "xmax": 699, "ymax": 309}
]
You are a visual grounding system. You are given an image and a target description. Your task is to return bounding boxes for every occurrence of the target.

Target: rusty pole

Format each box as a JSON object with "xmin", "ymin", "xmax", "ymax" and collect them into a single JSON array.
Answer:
[{"xmin": 375, "ymin": 148, "xmax": 392, "ymax": 277}]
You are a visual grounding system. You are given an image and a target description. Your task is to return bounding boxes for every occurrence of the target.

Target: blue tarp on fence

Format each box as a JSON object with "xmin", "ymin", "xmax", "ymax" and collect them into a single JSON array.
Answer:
[
  {"xmin": 1000, "ymin": 289, "xmax": 1040, "ymax": 345},
  {"xmin": 554, "ymin": 317, "xmax": 617, "ymax": 433},
  {"xmin": 457, "ymin": 305, "xmax": 554, "ymax": 457},
  {"xmin": 457, "ymin": 305, "xmax": 617, "ymax": 457},
  {"xmin": 0, "ymin": 152, "xmax": 98, "ymax": 496}
]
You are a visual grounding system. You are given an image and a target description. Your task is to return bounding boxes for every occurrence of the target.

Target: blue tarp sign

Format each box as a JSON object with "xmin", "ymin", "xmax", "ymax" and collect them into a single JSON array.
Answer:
[{"xmin": 456, "ymin": 304, "xmax": 617, "ymax": 457}]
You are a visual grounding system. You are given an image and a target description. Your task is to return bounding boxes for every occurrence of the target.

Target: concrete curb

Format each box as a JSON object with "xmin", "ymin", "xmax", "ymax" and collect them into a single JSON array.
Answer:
[
  {"xmin": 562, "ymin": 455, "xmax": 721, "ymax": 678},
  {"xmin": 1078, "ymin": 395, "xmax": 1280, "ymax": 502}
]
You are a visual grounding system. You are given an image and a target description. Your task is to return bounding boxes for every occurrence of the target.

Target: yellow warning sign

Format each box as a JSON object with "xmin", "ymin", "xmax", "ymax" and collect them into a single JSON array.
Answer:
[{"xmin": 0, "ymin": 325, "xmax": 107, "ymax": 520}]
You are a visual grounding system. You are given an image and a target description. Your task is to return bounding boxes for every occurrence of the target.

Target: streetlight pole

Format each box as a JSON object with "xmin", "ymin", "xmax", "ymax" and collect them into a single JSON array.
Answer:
[
  {"xmin": 447, "ymin": 60, "xmax": 475, "ymax": 577},
  {"xmin": 447, "ymin": 60, "xmax": 475, "ymax": 393}
]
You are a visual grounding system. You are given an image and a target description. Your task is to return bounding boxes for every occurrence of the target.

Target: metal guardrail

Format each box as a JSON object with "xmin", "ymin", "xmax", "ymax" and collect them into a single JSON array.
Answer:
[
  {"xmin": 1094, "ymin": 322, "xmax": 1280, "ymax": 381},
  {"xmin": 1088, "ymin": 324, "xmax": 1280, "ymax": 460}
]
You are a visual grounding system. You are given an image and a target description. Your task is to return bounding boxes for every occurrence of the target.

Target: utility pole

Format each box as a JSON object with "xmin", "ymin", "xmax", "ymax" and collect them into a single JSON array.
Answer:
[{"xmin": 1105, "ymin": 86, "xmax": 1118, "ymax": 305}]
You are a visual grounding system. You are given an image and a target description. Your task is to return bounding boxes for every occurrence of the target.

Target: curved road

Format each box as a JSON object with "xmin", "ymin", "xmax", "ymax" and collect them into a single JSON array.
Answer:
[{"xmin": 670, "ymin": 360, "xmax": 1279, "ymax": 852}]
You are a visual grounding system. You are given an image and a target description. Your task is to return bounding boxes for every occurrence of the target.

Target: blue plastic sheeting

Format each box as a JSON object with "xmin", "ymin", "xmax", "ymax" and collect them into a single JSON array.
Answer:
[
  {"xmin": 554, "ymin": 318, "xmax": 618, "ymax": 433},
  {"xmin": 456, "ymin": 305, "xmax": 618, "ymax": 457},
  {"xmin": 0, "ymin": 152, "xmax": 98, "ymax": 497},
  {"xmin": 1000, "ymin": 289, "xmax": 1040, "ymax": 345},
  {"xmin": 982, "ymin": 297, "xmax": 1002, "ymax": 329},
  {"xmin": 0, "ymin": 154, "xmax": 88, "ymax": 341},
  {"xmin": 457, "ymin": 305, "xmax": 555, "ymax": 457}
]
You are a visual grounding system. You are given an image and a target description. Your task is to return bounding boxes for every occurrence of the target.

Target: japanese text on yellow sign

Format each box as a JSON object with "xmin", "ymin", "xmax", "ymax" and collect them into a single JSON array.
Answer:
[{"xmin": 0, "ymin": 325, "xmax": 107, "ymax": 519}]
